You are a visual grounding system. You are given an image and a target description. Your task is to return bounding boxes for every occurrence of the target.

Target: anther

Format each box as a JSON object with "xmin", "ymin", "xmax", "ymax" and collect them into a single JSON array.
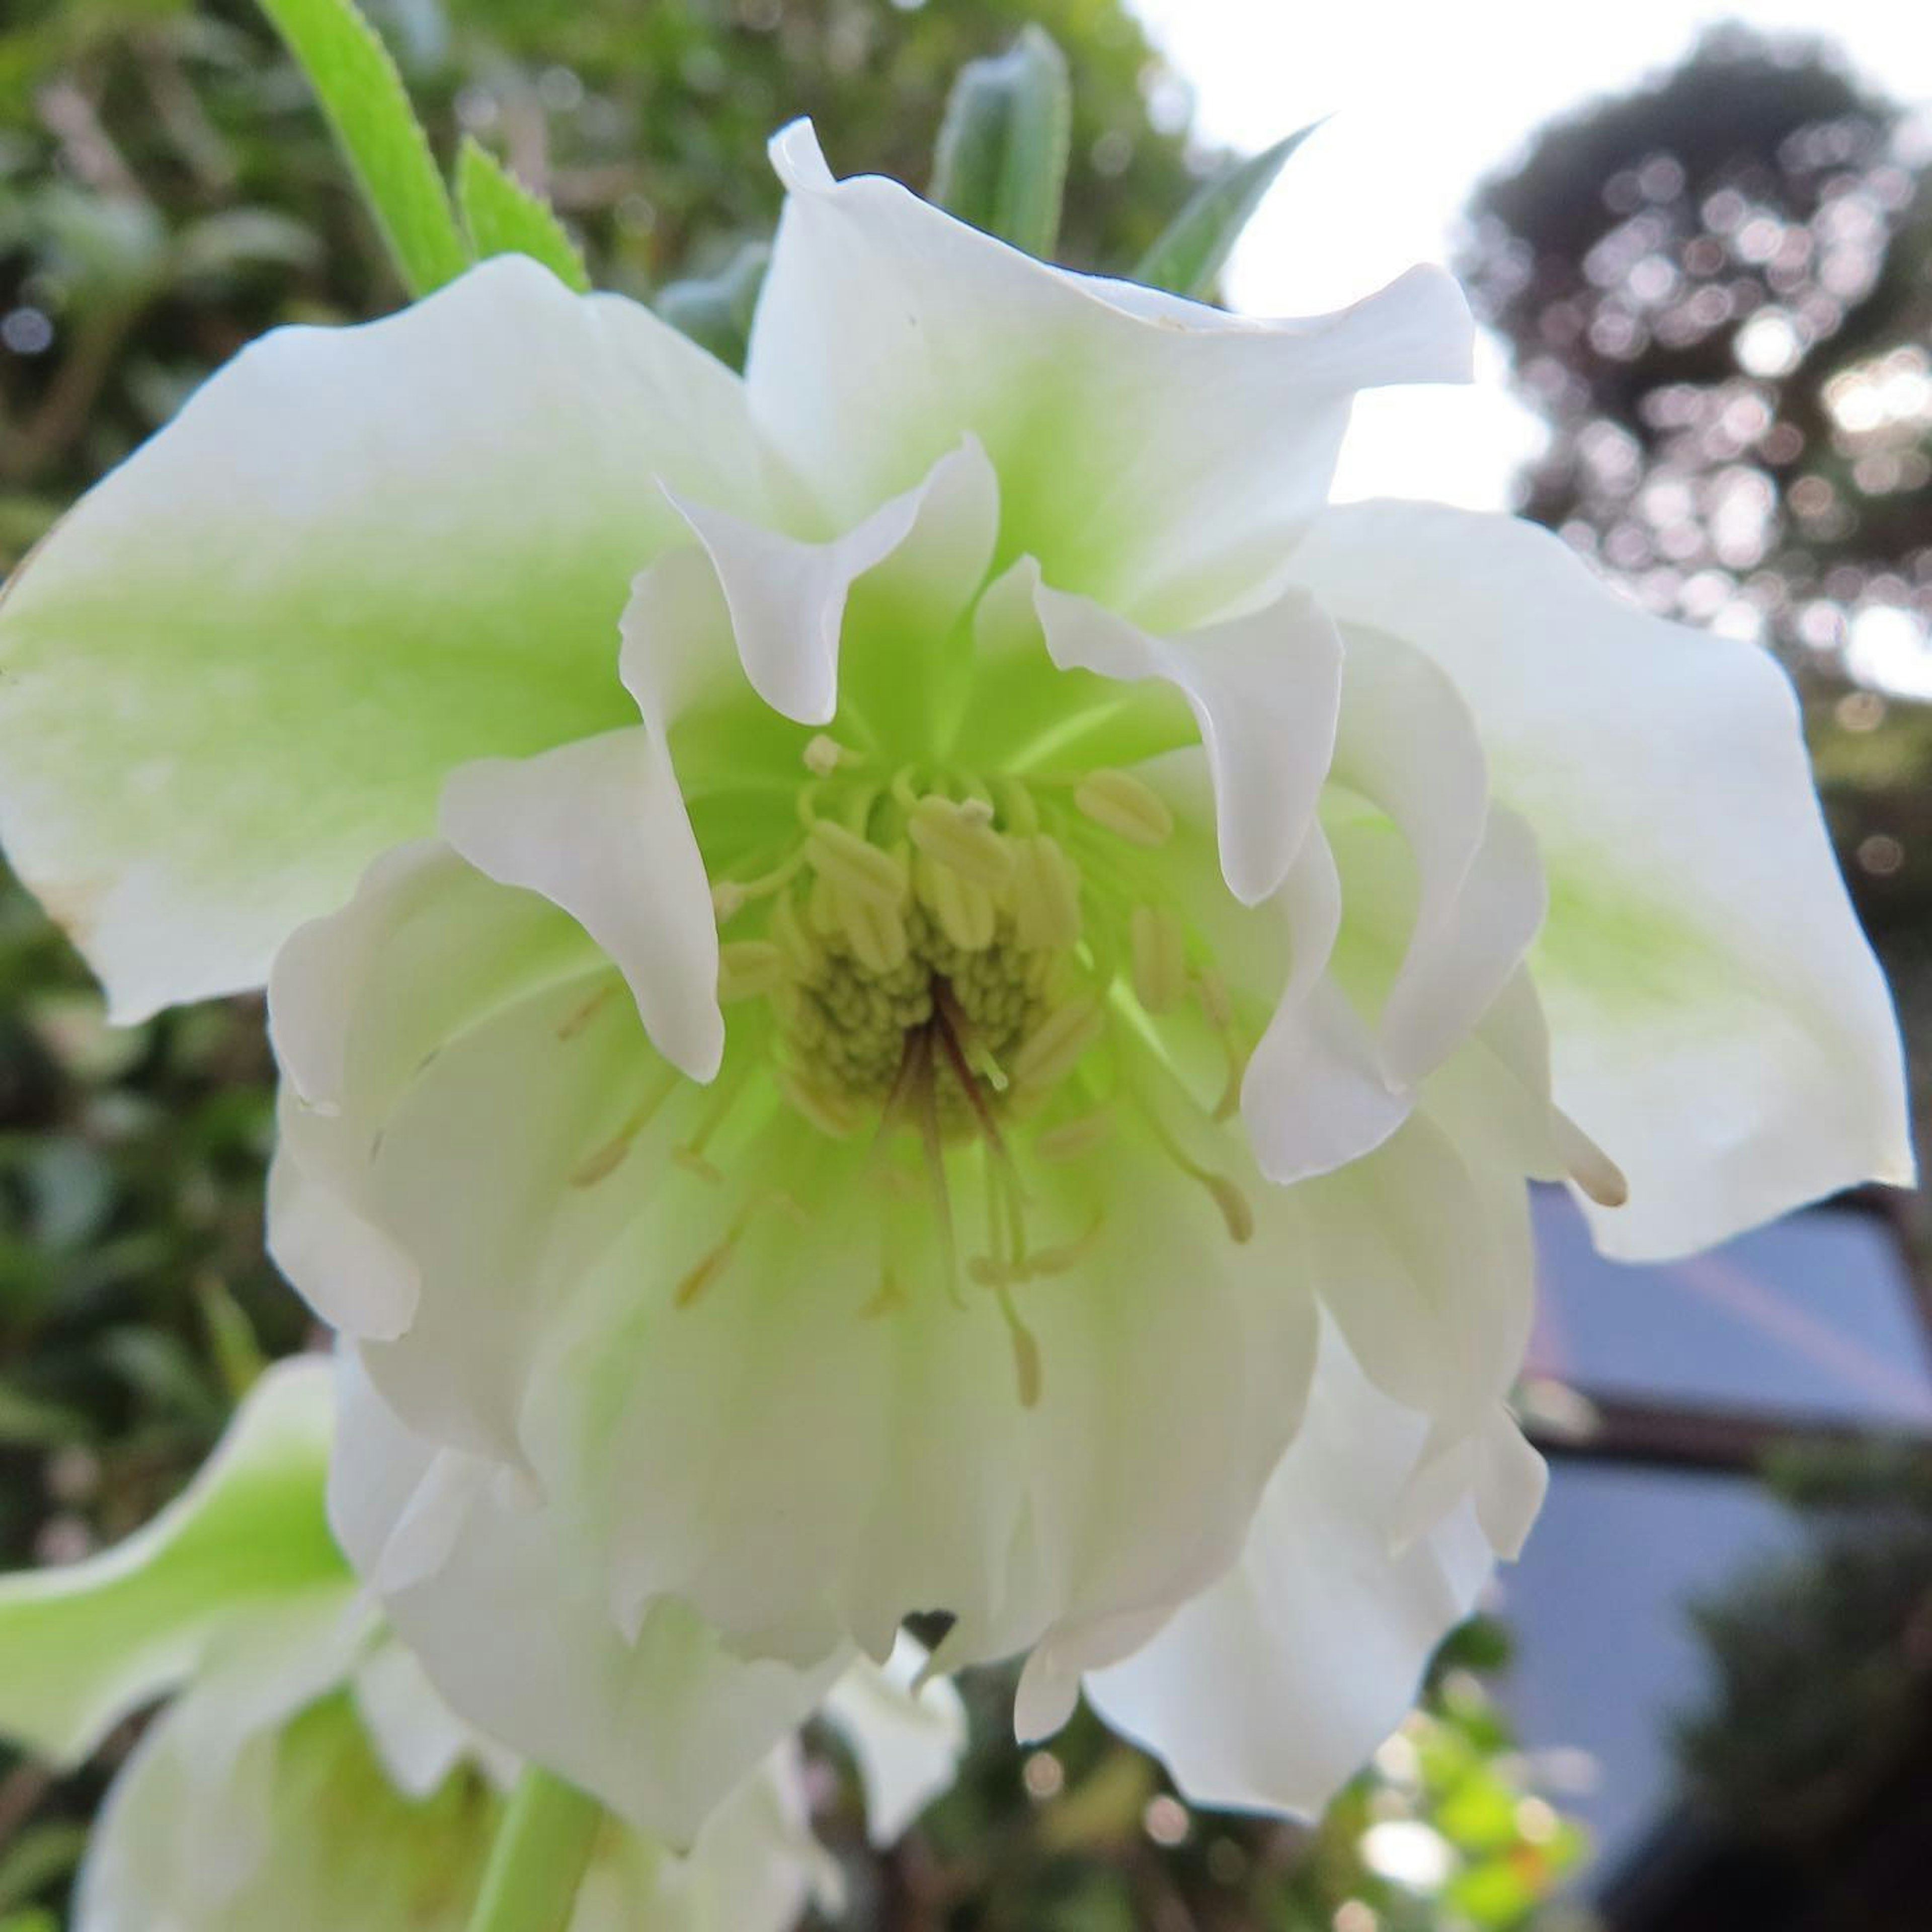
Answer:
[
  {"xmin": 908, "ymin": 794, "xmax": 1014, "ymax": 892},
  {"xmin": 1009, "ymin": 835, "xmax": 1082, "ymax": 950},
  {"xmin": 1031, "ymin": 1109, "xmax": 1114, "ymax": 1164},
  {"xmin": 1009, "ymin": 997, "xmax": 1105, "ymax": 1096},
  {"xmin": 803, "ymin": 734, "xmax": 861, "ymax": 776},
  {"xmin": 1074, "ymin": 768, "xmax": 1174, "ymax": 848},
  {"xmin": 1553, "ymin": 1106, "xmax": 1629, "ymax": 1209},
  {"xmin": 806, "ymin": 818, "xmax": 907, "ymax": 913},
  {"xmin": 1130, "ymin": 905, "xmax": 1188, "ymax": 1015},
  {"xmin": 834, "ymin": 877, "xmax": 910, "ymax": 973},
  {"xmin": 717, "ymin": 940, "xmax": 786, "ymax": 1003},
  {"xmin": 915, "ymin": 851, "xmax": 997, "ymax": 952}
]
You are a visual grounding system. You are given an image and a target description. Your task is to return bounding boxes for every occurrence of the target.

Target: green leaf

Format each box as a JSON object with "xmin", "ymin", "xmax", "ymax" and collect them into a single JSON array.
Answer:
[
  {"xmin": 929, "ymin": 26, "xmax": 1071, "ymax": 261},
  {"xmin": 254, "ymin": 0, "xmax": 467, "ymax": 297},
  {"xmin": 0, "ymin": 1359, "xmax": 346, "ymax": 1766},
  {"xmin": 454, "ymin": 137, "xmax": 591, "ymax": 294},
  {"xmin": 656, "ymin": 241, "xmax": 770, "ymax": 373},
  {"xmin": 0, "ymin": 1823, "xmax": 86, "ymax": 1915},
  {"xmin": 1132, "ymin": 121, "xmax": 1323, "ymax": 301}
]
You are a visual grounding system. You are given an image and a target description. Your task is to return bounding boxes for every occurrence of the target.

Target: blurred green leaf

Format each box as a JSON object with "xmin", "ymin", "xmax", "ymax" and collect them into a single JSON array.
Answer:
[
  {"xmin": 1132, "ymin": 121, "xmax": 1321, "ymax": 300},
  {"xmin": 454, "ymin": 136, "xmax": 590, "ymax": 293},
  {"xmin": 0, "ymin": 1379, "xmax": 91, "ymax": 1449},
  {"xmin": 0, "ymin": 1821, "xmax": 86, "ymax": 1912},
  {"xmin": 197, "ymin": 1274, "xmax": 266, "ymax": 1400},
  {"xmin": 253, "ymin": 0, "xmax": 467, "ymax": 296},
  {"xmin": 930, "ymin": 26, "xmax": 1071, "ymax": 260}
]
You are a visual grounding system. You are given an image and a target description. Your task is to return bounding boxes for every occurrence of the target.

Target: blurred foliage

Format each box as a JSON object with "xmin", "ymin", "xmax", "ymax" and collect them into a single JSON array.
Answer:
[
  {"xmin": 803, "ymin": 1622, "xmax": 1584, "ymax": 1932},
  {"xmin": 0, "ymin": 0, "xmax": 1200, "ymax": 563},
  {"xmin": 1660, "ymin": 1443, "xmax": 1932, "ymax": 1932},
  {"xmin": 0, "ymin": 2, "xmax": 1588, "ymax": 1925}
]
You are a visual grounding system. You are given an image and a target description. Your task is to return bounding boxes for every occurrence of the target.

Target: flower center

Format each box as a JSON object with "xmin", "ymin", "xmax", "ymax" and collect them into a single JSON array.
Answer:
[
  {"xmin": 710, "ymin": 739, "xmax": 1216, "ymax": 1140},
  {"xmin": 661, "ymin": 736, "xmax": 1262, "ymax": 1404}
]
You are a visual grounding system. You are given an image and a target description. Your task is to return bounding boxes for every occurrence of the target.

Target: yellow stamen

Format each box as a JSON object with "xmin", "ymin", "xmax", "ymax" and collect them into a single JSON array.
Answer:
[
  {"xmin": 1074, "ymin": 768, "xmax": 1174, "ymax": 848},
  {"xmin": 1009, "ymin": 996, "xmax": 1105, "ymax": 1096},
  {"xmin": 803, "ymin": 733, "xmax": 862, "ymax": 776},
  {"xmin": 908, "ymin": 794, "xmax": 1014, "ymax": 892},
  {"xmin": 806, "ymin": 818, "xmax": 907, "ymax": 912},
  {"xmin": 1032, "ymin": 1109, "xmax": 1114, "ymax": 1164},
  {"xmin": 1009, "ymin": 834, "xmax": 1082, "ymax": 950},
  {"xmin": 914, "ymin": 850, "xmax": 997, "ymax": 952},
  {"xmin": 1130, "ymin": 904, "xmax": 1188, "ymax": 1015},
  {"xmin": 717, "ymin": 940, "xmax": 786, "ymax": 1003},
  {"xmin": 1553, "ymin": 1106, "xmax": 1629, "ymax": 1208}
]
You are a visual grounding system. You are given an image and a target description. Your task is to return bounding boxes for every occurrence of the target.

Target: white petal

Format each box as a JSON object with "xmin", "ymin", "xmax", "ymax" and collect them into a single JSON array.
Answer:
[
  {"xmin": 751, "ymin": 122, "xmax": 1472, "ymax": 629},
  {"xmin": 1083, "ymin": 1323, "xmax": 1543, "ymax": 1817},
  {"xmin": 267, "ymin": 841, "xmax": 609, "ymax": 1353},
  {"xmin": 1036, "ymin": 581, "xmax": 1343, "ymax": 905},
  {"xmin": 328, "ymin": 1351, "xmax": 844, "ymax": 1847},
  {"xmin": 1291, "ymin": 501, "xmax": 1911, "ymax": 1256},
  {"xmin": 667, "ymin": 436, "xmax": 999, "ymax": 727},
  {"xmin": 439, "ymin": 730, "xmax": 723, "ymax": 1082},
  {"xmin": 578, "ymin": 1745, "xmax": 834, "ymax": 1932},
  {"xmin": 1240, "ymin": 821, "xmax": 1411, "ymax": 1183},
  {"xmin": 1295, "ymin": 1108, "xmax": 1536, "ymax": 1439},
  {"xmin": 823, "ymin": 1634, "xmax": 969, "ymax": 1847},
  {"xmin": 0, "ymin": 257, "xmax": 769, "ymax": 1019},
  {"xmin": 1327, "ymin": 625, "xmax": 1549, "ymax": 1087},
  {"xmin": 523, "ymin": 1122, "xmax": 1317, "ymax": 1682},
  {"xmin": 350, "ymin": 1635, "xmax": 514, "ymax": 1800}
]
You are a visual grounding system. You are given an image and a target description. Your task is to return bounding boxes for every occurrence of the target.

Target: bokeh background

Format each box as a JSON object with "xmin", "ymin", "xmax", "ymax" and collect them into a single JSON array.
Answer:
[{"xmin": 3, "ymin": 3, "xmax": 1931, "ymax": 1927}]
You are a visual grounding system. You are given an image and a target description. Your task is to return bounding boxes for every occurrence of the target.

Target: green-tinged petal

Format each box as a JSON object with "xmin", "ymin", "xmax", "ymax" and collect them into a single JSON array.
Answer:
[
  {"xmin": 440, "ymin": 731, "xmax": 725, "ymax": 1082},
  {"xmin": 662, "ymin": 437, "xmax": 1000, "ymax": 730},
  {"xmin": 1327, "ymin": 626, "xmax": 1547, "ymax": 1088},
  {"xmin": 573, "ymin": 1746, "xmax": 836, "ymax": 1932},
  {"xmin": 529, "ymin": 1113, "xmax": 1318, "ymax": 1684},
  {"xmin": 74, "ymin": 1691, "xmax": 493, "ymax": 1932},
  {"xmin": 0, "ymin": 1358, "xmax": 351, "ymax": 1766},
  {"xmin": 823, "ymin": 1635, "xmax": 968, "ymax": 1847},
  {"xmin": 276, "ymin": 815, "xmax": 1320, "ymax": 1687},
  {"xmin": 1035, "ymin": 579, "xmax": 1343, "ymax": 906},
  {"xmin": 1082, "ymin": 1320, "xmax": 1545, "ymax": 1817},
  {"xmin": 269, "ymin": 840, "xmax": 607, "ymax": 1348},
  {"xmin": 0, "ymin": 256, "xmax": 771, "ymax": 1020},
  {"xmin": 1288, "ymin": 501, "xmax": 1911, "ymax": 1257},
  {"xmin": 618, "ymin": 438, "xmax": 1004, "ymax": 802},
  {"xmin": 1131, "ymin": 750, "xmax": 1407, "ymax": 1184},
  {"xmin": 328, "ymin": 1353, "xmax": 844, "ymax": 1848},
  {"xmin": 749, "ymin": 122, "xmax": 1472, "ymax": 632},
  {"xmin": 1294, "ymin": 1107, "xmax": 1535, "ymax": 1447},
  {"xmin": 351, "ymin": 1635, "xmax": 518, "ymax": 1800},
  {"xmin": 1241, "ymin": 822, "xmax": 1410, "ymax": 1181}
]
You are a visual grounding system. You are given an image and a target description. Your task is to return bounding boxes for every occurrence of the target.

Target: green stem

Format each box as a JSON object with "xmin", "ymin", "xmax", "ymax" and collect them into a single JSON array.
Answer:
[{"xmin": 464, "ymin": 1767, "xmax": 604, "ymax": 1932}]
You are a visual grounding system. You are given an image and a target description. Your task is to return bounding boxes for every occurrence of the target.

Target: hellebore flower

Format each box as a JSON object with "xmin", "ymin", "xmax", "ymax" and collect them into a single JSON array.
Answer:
[
  {"xmin": 0, "ymin": 122, "xmax": 1907, "ymax": 1818},
  {"xmin": 0, "ymin": 1360, "xmax": 964, "ymax": 1930}
]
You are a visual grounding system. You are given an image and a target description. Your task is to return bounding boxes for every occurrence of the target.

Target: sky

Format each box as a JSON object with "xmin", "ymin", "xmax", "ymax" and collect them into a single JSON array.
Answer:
[{"xmin": 1129, "ymin": 0, "xmax": 1932, "ymax": 509}]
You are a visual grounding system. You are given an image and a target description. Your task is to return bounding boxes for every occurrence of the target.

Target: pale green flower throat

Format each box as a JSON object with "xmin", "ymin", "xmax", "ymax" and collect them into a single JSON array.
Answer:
[{"xmin": 684, "ymin": 729, "xmax": 1257, "ymax": 1400}]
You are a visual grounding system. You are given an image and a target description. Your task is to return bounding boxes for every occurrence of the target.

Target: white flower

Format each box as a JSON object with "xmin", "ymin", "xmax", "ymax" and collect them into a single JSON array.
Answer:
[
  {"xmin": 0, "ymin": 1360, "xmax": 965, "ymax": 1929},
  {"xmin": 0, "ymin": 121, "xmax": 1906, "ymax": 1819}
]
